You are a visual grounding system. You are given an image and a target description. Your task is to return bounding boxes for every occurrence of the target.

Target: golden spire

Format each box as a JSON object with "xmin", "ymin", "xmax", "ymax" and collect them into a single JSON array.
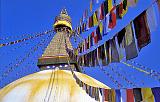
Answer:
[
  {"xmin": 37, "ymin": 9, "xmax": 80, "ymax": 71},
  {"xmin": 54, "ymin": 8, "xmax": 72, "ymax": 31}
]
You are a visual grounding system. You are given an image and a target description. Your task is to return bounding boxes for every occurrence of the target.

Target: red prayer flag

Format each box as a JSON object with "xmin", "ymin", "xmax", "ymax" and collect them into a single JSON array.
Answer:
[
  {"xmin": 104, "ymin": 89, "xmax": 109, "ymax": 101},
  {"xmin": 91, "ymin": 31, "xmax": 95, "ymax": 37},
  {"xmin": 116, "ymin": 3, "xmax": 123, "ymax": 19},
  {"xmin": 94, "ymin": 36, "xmax": 98, "ymax": 44},
  {"xmin": 108, "ymin": 7, "xmax": 117, "ymax": 29},
  {"xmin": 100, "ymin": 3, "xmax": 105, "ymax": 20},
  {"xmin": 126, "ymin": 89, "xmax": 134, "ymax": 102},
  {"xmin": 89, "ymin": 16, "xmax": 93, "ymax": 28}
]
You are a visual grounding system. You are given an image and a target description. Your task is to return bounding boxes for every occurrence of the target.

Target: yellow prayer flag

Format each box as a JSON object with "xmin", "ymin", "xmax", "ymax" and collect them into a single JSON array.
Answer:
[
  {"xmin": 93, "ymin": 12, "xmax": 98, "ymax": 26},
  {"xmin": 141, "ymin": 88, "xmax": 155, "ymax": 102},
  {"xmin": 108, "ymin": 0, "xmax": 113, "ymax": 12},
  {"xmin": 99, "ymin": 22, "xmax": 103, "ymax": 34},
  {"xmin": 74, "ymin": 49, "xmax": 78, "ymax": 55},
  {"xmin": 120, "ymin": 7, "xmax": 128, "ymax": 18},
  {"xmin": 111, "ymin": 89, "xmax": 116, "ymax": 102},
  {"xmin": 120, "ymin": 0, "xmax": 128, "ymax": 17}
]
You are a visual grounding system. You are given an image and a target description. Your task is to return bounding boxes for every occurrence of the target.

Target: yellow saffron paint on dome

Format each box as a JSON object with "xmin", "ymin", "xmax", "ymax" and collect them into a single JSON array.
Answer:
[{"xmin": 0, "ymin": 70, "xmax": 110, "ymax": 102}]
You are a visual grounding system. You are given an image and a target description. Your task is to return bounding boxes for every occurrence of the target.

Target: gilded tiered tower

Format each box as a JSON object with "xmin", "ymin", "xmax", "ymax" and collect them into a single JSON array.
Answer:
[{"xmin": 37, "ymin": 9, "xmax": 80, "ymax": 71}]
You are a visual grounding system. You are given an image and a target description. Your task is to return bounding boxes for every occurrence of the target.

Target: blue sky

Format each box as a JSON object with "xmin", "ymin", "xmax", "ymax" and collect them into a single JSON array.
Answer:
[
  {"xmin": 0, "ymin": 0, "xmax": 160, "ymax": 88},
  {"xmin": 1, "ymin": 0, "xmax": 89, "ymax": 35}
]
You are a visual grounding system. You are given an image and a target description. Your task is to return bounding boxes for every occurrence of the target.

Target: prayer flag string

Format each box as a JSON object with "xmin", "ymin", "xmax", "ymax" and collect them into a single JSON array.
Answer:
[
  {"xmin": 121, "ymin": 61, "xmax": 150, "ymax": 74},
  {"xmin": 128, "ymin": 60, "xmax": 160, "ymax": 75},
  {"xmin": 64, "ymin": 36, "xmax": 105, "ymax": 101},
  {"xmin": 107, "ymin": 65, "xmax": 138, "ymax": 87},
  {"xmin": 121, "ymin": 61, "xmax": 160, "ymax": 82},
  {"xmin": 0, "ymin": 33, "xmax": 53, "ymax": 82},
  {"xmin": 75, "ymin": 0, "xmax": 139, "ymax": 35},
  {"xmin": 113, "ymin": 64, "xmax": 146, "ymax": 86},
  {"xmin": 99, "ymin": 66, "xmax": 123, "ymax": 88},
  {"xmin": 0, "ymin": 29, "xmax": 54, "ymax": 47}
]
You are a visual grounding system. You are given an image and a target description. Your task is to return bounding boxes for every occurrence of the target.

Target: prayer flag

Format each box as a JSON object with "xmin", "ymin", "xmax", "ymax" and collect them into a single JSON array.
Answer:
[
  {"xmin": 110, "ymin": 38, "xmax": 120, "ymax": 63},
  {"xmin": 93, "ymin": 30, "xmax": 98, "ymax": 44},
  {"xmin": 93, "ymin": 49, "xmax": 99, "ymax": 66},
  {"xmin": 103, "ymin": 14, "xmax": 111, "ymax": 35},
  {"xmin": 96, "ymin": 25, "xmax": 102, "ymax": 41},
  {"xmin": 82, "ymin": 23, "xmax": 85, "ymax": 32},
  {"xmin": 93, "ymin": 11, "xmax": 99, "ymax": 26},
  {"xmin": 133, "ymin": 11, "xmax": 151, "ymax": 50},
  {"xmin": 104, "ymin": 42, "xmax": 109, "ymax": 65},
  {"xmin": 133, "ymin": 88, "xmax": 143, "ymax": 102},
  {"xmin": 151, "ymin": 87, "xmax": 160, "ymax": 102},
  {"xmin": 88, "ymin": 52, "xmax": 92, "ymax": 67},
  {"xmin": 86, "ymin": 54, "xmax": 89, "ymax": 66},
  {"xmin": 91, "ymin": 51, "xmax": 95, "ymax": 66},
  {"xmin": 104, "ymin": 0, "xmax": 108, "ymax": 16},
  {"xmin": 108, "ymin": 89, "xmax": 116, "ymax": 102},
  {"xmin": 90, "ymin": 34, "xmax": 93, "ymax": 47},
  {"xmin": 101, "ymin": 45, "xmax": 107, "ymax": 66},
  {"xmin": 91, "ymin": 31, "xmax": 95, "ymax": 37},
  {"xmin": 88, "ymin": 52, "xmax": 92, "ymax": 66},
  {"xmin": 87, "ymin": 18, "xmax": 90, "ymax": 30},
  {"xmin": 124, "ymin": 23, "xmax": 138, "ymax": 60},
  {"xmin": 91, "ymin": 31, "xmax": 95, "ymax": 45},
  {"xmin": 141, "ymin": 88, "xmax": 154, "ymax": 102},
  {"xmin": 95, "ymin": 88, "xmax": 100, "ymax": 101},
  {"xmin": 105, "ymin": 40, "xmax": 111, "ymax": 65},
  {"xmin": 99, "ymin": 3, "xmax": 105, "ymax": 20},
  {"xmin": 99, "ymin": 22, "xmax": 103, "ymax": 34},
  {"xmin": 108, "ymin": 0, "xmax": 113, "ymax": 12},
  {"xmin": 117, "ymin": 28, "xmax": 126, "ymax": 46},
  {"xmin": 108, "ymin": 7, "xmax": 117, "ymax": 29},
  {"xmin": 89, "ymin": 15, "xmax": 93, "ymax": 28},
  {"xmin": 97, "ymin": 46, "xmax": 102, "ymax": 66},
  {"xmin": 127, "ymin": 0, "xmax": 137, "ymax": 7},
  {"xmin": 116, "ymin": 0, "xmax": 128, "ymax": 18},
  {"xmin": 94, "ymin": 35, "xmax": 98, "ymax": 44},
  {"xmin": 77, "ymin": 26, "xmax": 80, "ymax": 35},
  {"xmin": 81, "ymin": 55, "xmax": 84, "ymax": 66},
  {"xmin": 78, "ymin": 56, "xmax": 82, "ymax": 66},
  {"xmin": 85, "ymin": 39, "xmax": 87, "ymax": 50},
  {"xmin": 116, "ymin": 3, "xmax": 123, "ymax": 19},
  {"xmin": 87, "ymin": 36, "xmax": 90, "ymax": 49},
  {"xmin": 115, "ymin": 89, "xmax": 121, "ymax": 102},
  {"xmin": 120, "ymin": 89, "xmax": 127, "ymax": 102},
  {"xmin": 126, "ymin": 89, "xmax": 134, "ymax": 102},
  {"xmin": 121, "ymin": 0, "xmax": 128, "ymax": 17},
  {"xmin": 90, "ymin": 0, "xmax": 93, "ymax": 12},
  {"xmin": 115, "ymin": 36, "xmax": 125, "ymax": 60},
  {"xmin": 104, "ymin": 89, "xmax": 109, "ymax": 101},
  {"xmin": 111, "ymin": 89, "xmax": 116, "ymax": 102},
  {"xmin": 123, "ymin": 0, "xmax": 127, "ymax": 10}
]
